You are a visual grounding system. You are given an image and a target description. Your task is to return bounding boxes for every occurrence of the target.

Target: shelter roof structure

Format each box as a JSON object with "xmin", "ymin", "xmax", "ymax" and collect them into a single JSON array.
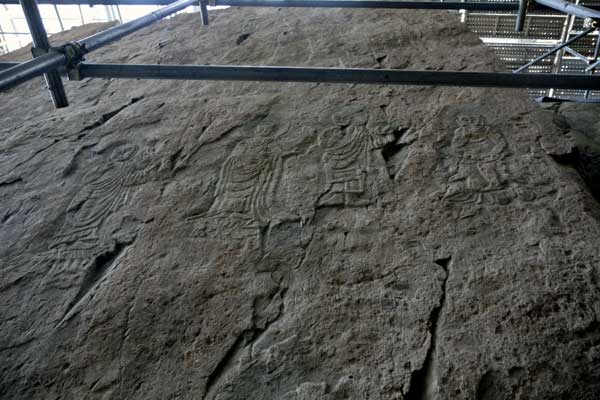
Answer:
[{"xmin": 1, "ymin": 0, "xmax": 599, "ymax": 106}]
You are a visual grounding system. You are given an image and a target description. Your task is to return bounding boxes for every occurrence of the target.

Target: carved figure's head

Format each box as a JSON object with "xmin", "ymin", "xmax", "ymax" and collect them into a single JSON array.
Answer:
[
  {"xmin": 318, "ymin": 127, "xmax": 343, "ymax": 149},
  {"xmin": 256, "ymin": 124, "xmax": 276, "ymax": 137},
  {"xmin": 110, "ymin": 143, "xmax": 139, "ymax": 162},
  {"xmin": 332, "ymin": 112, "xmax": 351, "ymax": 127},
  {"xmin": 456, "ymin": 115, "xmax": 486, "ymax": 129}
]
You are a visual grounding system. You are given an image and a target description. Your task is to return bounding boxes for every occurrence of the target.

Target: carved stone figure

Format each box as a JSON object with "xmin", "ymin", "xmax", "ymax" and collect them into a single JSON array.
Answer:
[
  {"xmin": 196, "ymin": 125, "xmax": 294, "ymax": 248},
  {"xmin": 444, "ymin": 115, "xmax": 510, "ymax": 204},
  {"xmin": 318, "ymin": 124, "xmax": 394, "ymax": 206},
  {"xmin": 39, "ymin": 142, "xmax": 153, "ymax": 291},
  {"xmin": 2, "ymin": 8, "xmax": 600, "ymax": 400}
]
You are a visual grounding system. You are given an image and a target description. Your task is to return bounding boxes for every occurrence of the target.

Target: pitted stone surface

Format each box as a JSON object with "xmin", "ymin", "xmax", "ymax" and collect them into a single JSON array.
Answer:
[{"xmin": 1, "ymin": 8, "xmax": 600, "ymax": 400}]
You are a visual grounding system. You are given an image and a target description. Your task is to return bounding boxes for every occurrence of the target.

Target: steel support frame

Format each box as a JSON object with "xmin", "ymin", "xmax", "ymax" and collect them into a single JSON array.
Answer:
[
  {"xmin": 535, "ymin": 0, "xmax": 600, "ymax": 20},
  {"xmin": 0, "ymin": 0, "xmax": 199, "ymax": 92},
  {"xmin": 513, "ymin": 26, "xmax": 596, "ymax": 73},
  {"xmin": 2, "ymin": 0, "xmax": 600, "ymax": 104},
  {"xmin": 1, "ymin": 0, "xmax": 600, "ymax": 12},
  {"xmin": 65, "ymin": 63, "xmax": 600, "ymax": 90},
  {"xmin": 4, "ymin": 59, "xmax": 599, "ymax": 90},
  {"xmin": 20, "ymin": 0, "xmax": 69, "ymax": 107},
  {"xmin": 0, "ymin": 21, "xmax": 7, "ymax": 54},
  {"xmin": 515, "ymin": 0, "xmax": 529, "ymax": 32},
  {"xmin": 513, "ymin": 0, "xmax": 600, "ymax": 99},
  {"xmin": 584, "ymin": 33, "xmax": 600, "ymax": 98}
]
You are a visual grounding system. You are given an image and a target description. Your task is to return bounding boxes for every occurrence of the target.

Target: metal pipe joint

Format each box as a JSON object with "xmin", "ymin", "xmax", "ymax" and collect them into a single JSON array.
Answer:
[{"xmin": 57, "ymin": 42, "xmax": 87, "ymax": 67}]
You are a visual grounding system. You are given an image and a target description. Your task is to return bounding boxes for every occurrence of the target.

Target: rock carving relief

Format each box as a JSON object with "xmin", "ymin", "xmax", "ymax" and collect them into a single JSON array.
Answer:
[
  {"xmin": 317, "ymin": 114, "xmax": 395, "ymax": 207},
  {"xmin": 27, "ymin": 141, "xmax": 155, "ymax": 321},
  {"xmin": 443, "ymin": 114, "xmax": 511, "ymax": 205},
  {"xmin": 51, "ymin": 142, "xmax": 152, "ymax": 255},
  {"xmin": 193, "ymin": 125, "xmax": 296, "ymax": 250}
]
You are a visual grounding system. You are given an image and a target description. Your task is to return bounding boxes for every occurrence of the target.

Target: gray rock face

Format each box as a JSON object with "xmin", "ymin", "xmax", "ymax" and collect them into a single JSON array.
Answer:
[
  {"xmin": 1, "ymin": 8, "xmax": 600, "ymax": 400},
  {"xmin": 554, "ymin": 103, "xmax": 600, "ymax": 202}
]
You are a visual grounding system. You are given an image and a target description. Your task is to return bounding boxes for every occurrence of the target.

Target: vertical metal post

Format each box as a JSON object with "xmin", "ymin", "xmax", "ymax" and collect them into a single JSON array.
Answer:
[
  {"xmin": 515, "ymin": 0, "xmax": 527, "ymax": 31},
  {"xmin": 115, "ymin": 5, "xmax": 123, "ymax": 23},
  {"xmin": 19, "ymin": 0, "xmax": 68, "ymax": 107},
  {"xmin": 53, "ymin": 4, "xmax": 65, "ymax": 31},
  {"xmin": 1, "ymin": 0, "xmax": 198, "ymax": 94},
  {"xmin": 200, "ymin": 0, "xmax": 209, "ymax": 25},
  {"xmin": 585, "ymin": 31, "xmax": 600, "ymax": 99},
  {"xmin": 548, "ymin": 0, "xmax": 579, "ymax": 97},
  {"xmin": 78, "ymin": 4, "xmax": 85, "ymax": 25},
  {"xmin": 0, "ymin": 21, "xmax": 7, "ymax": 54},
  {"xmin": 105, "ymin": 5, "xmax": 113, "ymax": 21}
]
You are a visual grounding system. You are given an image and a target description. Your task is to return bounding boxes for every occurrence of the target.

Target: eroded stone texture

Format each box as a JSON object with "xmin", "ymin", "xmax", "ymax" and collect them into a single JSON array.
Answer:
[{"xmin": 1, "ymin": 8, "xmax": 600, "ymax": 400}]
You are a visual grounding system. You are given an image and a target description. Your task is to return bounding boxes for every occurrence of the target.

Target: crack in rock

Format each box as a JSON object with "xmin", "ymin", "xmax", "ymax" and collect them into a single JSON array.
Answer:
[
  {"xmin": 78, "ymin": 96, "xmax": 143, "ymax": 134},
  {"xmin": 381, "ymin": 128, "xmax": 409, "ymax": 163},
  {"xmin": 55, "ymin": 239, "xmax": 135, "ymax": 328},
  {"xmin": 381, "ymin": 127, "xmax": 412, "ymax": 180},
  {"xmin": 119, "ymin": 282, "xmax": 143, "ymax": 398},
  {"xmin": 203, "ymin": 332, "xmax": 249, "ymax": 400},
  {"xmin": 236, "ymin": 33, "xmax": 252, "ymax": 45},
  {"xmin": 0, "ymin": 177, "xmax": 23, "ymax": 188},
  {"xmin": 405, "ymin": 256, "xmax": 451, "ymax": 400},
  {"xmin": 203, "ymin": 286, "xmax": 287, "ymax": 399}
]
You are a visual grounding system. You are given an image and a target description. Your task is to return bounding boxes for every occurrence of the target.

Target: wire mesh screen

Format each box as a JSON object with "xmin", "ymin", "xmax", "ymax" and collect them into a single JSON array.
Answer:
[{"xmin": 458, "ymin": 0, "xmax": 600, "ymax": 100}]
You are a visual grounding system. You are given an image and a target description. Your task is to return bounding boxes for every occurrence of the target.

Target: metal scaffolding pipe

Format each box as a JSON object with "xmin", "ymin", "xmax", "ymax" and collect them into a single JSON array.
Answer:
[
  {"xmin": 0, "ymin": 0, "xmax": 197, "ymax": 92},
  {"xmin": 0, "ymin": 62, "xmax": 19, "ymax": 70},
  {"xmin": 75, "ymin": 63, "xmax": 600, "ymax": 90},
  {"xmin": 20, "ymin": 0, "xmax": 68, "ymax": 107},
  {"xmin": 216, "ymin": 0, "xmax": 510, "ymax": 9},
  {"xmin": 513, "ymin": 26, "xmax": 596, "ymax": 73},
  {"xmin": 217, "ymin": 0, "xmax": 600, "ymax": 12},
  {"xmin": 535, "ymin": 0, "xmax": 600, "ymax": 20},
  {"xmin": 200, "ymin": 1, "xmax": 209, "ymax": 25},
  {"xmin": 2, "ymin": 0, "xmax": 598, "ymax": 12},
  {"xmin": 53, "ymin": 4, "xmax": 65, "ymax": 31},
  {"xmin": 79, "ymin": 0, "xmax": 198, "ymax": 52},
  {"xmin": 0, "ymin": 52, "xmax": 66, "ymax": 91},
  {"xmin": 515, "ymin": 0, "xmax": 527, "ymax": 32}
]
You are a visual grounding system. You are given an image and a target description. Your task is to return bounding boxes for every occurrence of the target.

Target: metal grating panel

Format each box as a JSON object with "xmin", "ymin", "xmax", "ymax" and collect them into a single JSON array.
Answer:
[
  {"xmin": 461, "ymin": 0, "xmax": 599, "ymax": 100},
  {"xmin": 468, "ymin": 14, "xmax": 566, "ymax": 39},
  {"xmin": 487, "ymin": 44, "xmax": 556, "ymax": 70},
  {"xmin": 567, "ymin": 34, "xmax": 599, "ymax": 57}
]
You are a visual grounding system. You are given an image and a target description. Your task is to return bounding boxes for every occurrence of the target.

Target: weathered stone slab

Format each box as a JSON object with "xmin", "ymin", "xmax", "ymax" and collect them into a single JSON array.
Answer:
[{"xmin": 1, "ymin": 8, "xmax": 599, "ymax": 400}]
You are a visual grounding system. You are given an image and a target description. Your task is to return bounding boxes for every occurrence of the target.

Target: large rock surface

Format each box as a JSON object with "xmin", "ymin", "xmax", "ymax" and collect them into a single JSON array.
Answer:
[{"xmin": 1, "ymin": 8, "xmax": 600, "ymax": 400}]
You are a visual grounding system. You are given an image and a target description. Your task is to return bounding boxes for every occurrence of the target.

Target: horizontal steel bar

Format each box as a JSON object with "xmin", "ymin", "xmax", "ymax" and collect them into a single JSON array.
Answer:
[
  {"xmin": 0, "ymin": 0, "xmax": 196, "ymax": 92},
  {"xmin": 535, "ymin": 0, "xmax": 600, "ymax": 19},
  {"xmin": 0, "ymin": 63, "xmax": 20, "ymax": 70},
  {"xmin": 0, "ymin": 32, "xmax": 34, "ymax": 35},
  {"xmin": 0, "ymin": 51, "xmax": 66, "ymax": 91},
  {"xmin": 216, "ymin": 0, "xmax": 520, "ymax": 10},
  {"xmin": 564, "ymin": 46, "xmax": 589, "ymax": 63},
  {"xmin": 79, "ymin": 0, "xmax": 197, "ymax": 52},
  {"xmin": 535, "ymin": 95, "xmax": 600, "ymax": 103},
  {"xmin": 0, "ymin": 0, "xmax": 596, "ymax": 13},
  {"xmin": 586, "ymin": 59, "xmax": 600, "ymax": 71},
  {"xmin": 75, "ymin": 63, "xmax": 600, "ymax": 90}
]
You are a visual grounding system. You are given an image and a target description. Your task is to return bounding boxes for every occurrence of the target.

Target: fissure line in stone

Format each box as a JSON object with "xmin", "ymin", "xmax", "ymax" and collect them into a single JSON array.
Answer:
[{"xmin": 405, "ymin": 256, "xmax": 451, "ymax": 400}]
